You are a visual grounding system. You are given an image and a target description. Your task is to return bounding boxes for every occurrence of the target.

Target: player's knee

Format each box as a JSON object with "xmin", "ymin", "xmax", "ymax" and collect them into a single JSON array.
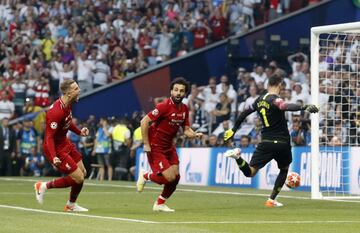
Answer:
[
  {"xmin": 73, "ymin": 174, "xmax": 85, "ymax": 184},
  {"xmin": 82, "ymin": 168, "xmax": 87, "ymax": 178},
  {"xmin": 163, "ymin": 173, "xmax": 176, "ymax": 183}
]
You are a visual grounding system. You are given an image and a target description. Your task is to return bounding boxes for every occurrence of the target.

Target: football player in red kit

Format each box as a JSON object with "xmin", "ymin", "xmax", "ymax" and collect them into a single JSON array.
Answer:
[
  {"xmin": 137, "ymin": 77, "xmax": 203, "ymax": 212},
  {"xmin": 34, "ymin": 80, "xmax": 89, "ymax": 212}
]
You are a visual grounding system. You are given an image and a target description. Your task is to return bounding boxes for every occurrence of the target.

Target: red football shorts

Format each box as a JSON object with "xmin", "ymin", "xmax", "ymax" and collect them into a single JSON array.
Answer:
[
  {"xmin": 147, "ymin": 146, "xmax": 179, "ymax": 174},
  {"xmin": 43, "ymin": 141, "xmax": 82, "ymax": 174}
]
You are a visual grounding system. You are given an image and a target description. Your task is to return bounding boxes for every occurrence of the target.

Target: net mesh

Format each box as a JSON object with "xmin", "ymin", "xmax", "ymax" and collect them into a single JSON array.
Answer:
[{"xmin": 317, "ymin": 31, "xmax": 360, "ymax": 197}]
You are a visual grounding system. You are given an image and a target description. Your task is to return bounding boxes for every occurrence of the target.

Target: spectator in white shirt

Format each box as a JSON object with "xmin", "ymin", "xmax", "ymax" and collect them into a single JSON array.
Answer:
[
  {"xmin": 11, "ymin": 76, "xmax": 27, "ymax": 115},
  {"xmin": 156, "ymin": 24, "xmax": 173, "ymax": 60},
  {"xmin": 201, "ymin": 77, "xmax": 219, "ymax": 115},
  {"xmin": 76, "ymin": 52, "xmax": 96, "ymax": 93},
  {"xmin": 216, "ymin": 75, "xmax": 234, "ymax": 93},
  {"xmin": 291, "ymin": 82, "xmax": 310, "ymax": 104},
  {"xmin": 58, "ymin": 63, "xmax": 75, "ymax": 88},
  {"xmin": 251, "ymin": 65, "xmax": 267, "ymax": 84},
  {"xmin": 0, "ymin": 92, "xmax": 15, "ymax": 120},
  {"xmin": 93, "ymin": 59, "xmax": 111, "ymax": 89},
  {"xmin": 238, "ymin": 84, "xmax": 259, "ymax": 124}
]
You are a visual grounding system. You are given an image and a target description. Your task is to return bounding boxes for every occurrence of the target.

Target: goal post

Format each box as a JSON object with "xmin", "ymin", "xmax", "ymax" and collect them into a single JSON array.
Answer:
[{"xmin": 310, "ymin": 22, "xmax": 360, "ymax": 200}]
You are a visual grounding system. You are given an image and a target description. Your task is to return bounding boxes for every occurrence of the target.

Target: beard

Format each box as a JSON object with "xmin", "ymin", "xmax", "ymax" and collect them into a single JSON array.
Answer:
[
  {"xmin": 70, "ymin": 94, "xmax": 79, "ymax": 103},
  {"xmin": 171, "ymin": 95, "xmax": 183, "ymax": 104}
]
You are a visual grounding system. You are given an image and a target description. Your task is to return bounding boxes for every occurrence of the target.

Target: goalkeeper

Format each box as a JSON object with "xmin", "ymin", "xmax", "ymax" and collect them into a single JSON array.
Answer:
[{"xmin": 223, "ymin": 74, "xmax": 318, "ymax": 207}]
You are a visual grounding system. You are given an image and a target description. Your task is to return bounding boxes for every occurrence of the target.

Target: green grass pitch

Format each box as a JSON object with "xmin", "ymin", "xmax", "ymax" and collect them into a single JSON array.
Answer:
[{"xmin": 0, "ymin": 177, "xmax": 359, "ymax": 233}]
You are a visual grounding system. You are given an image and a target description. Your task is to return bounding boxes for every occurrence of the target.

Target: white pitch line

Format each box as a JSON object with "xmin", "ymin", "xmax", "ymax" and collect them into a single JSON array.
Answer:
[
  {"xmin": 0, "ymin": 204, "xmax": 156, "ymax": 224},
  {"xmin": 161, "ymin": 220, "xmax": 360, "ymax": 224},
  {"xmin": 1, "ymin": 177, "xmax": 360, "ymax": 203},
  {"xmin": 0, "ymin": 177, "xmax": 309, "ymax": 200},
  {"xmin": 0, "ymin": 204, "xmax": 360, "ymax": 225},
  {"xmin": 0, "ymin": 191, "xmax": 159, "ymax": 195}
]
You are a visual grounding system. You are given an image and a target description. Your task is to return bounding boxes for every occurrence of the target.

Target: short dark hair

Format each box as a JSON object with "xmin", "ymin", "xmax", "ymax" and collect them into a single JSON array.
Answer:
[
  {"xmin": 268, "ymin": 74, "xmax": 283, "ymax": 87},
  {"xmin": 170, "ymin": 77, "xmax": 190, "ymax": 94}
]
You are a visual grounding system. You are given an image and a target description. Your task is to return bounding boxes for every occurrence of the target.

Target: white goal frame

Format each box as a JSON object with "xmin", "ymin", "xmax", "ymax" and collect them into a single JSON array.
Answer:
[{"xmin": 311, "ymin": 21, "xmax": 360, "ymax": 200}]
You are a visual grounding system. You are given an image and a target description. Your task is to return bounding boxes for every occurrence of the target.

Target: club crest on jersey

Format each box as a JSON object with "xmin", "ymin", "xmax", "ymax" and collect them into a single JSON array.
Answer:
[
  {"xmin": 50, "ymin": 122, "xmax": 57, "ymax": 129},
  {"xmin": 152, "ymin": 109, "xmax": 159, "ymax": 116}
]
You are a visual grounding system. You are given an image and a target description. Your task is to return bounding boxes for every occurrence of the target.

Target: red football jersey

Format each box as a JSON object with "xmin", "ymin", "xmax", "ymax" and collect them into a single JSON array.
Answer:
[
  {"xmin": 148, "ymin": 98, "xmax": 190, "ymax": 148},
  {"xmin": 43, "ymin": 98, "xmax": 81, "ymax": 161}
]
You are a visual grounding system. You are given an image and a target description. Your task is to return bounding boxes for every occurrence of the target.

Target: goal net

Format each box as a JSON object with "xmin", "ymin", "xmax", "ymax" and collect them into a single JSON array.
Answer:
[{"xmin": 311, "ymin": 22, "xmax": 360, "ymax": 199}]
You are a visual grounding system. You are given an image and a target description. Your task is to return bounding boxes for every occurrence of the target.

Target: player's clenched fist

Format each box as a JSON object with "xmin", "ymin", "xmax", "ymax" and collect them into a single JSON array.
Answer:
[
  {"xmin": 224, "ymin": 129, "xmax": 235, "ymax": 142},
  {"xmin": 53, "ymin": 157, "xmax": 61, "ymax": 166},
  {"xmin": 80, "ymin": 127, "xmax": 89, "ymax": 136}
]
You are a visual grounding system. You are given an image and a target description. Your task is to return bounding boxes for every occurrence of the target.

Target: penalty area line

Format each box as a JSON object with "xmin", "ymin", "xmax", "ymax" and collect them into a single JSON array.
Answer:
[{"xmin": 0, "ymin": 204, "xmax": 360, "ymax": 225}]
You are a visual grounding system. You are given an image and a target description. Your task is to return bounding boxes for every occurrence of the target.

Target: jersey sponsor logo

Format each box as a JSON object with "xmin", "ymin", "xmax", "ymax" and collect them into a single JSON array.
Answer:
[
  {"xmin": 171, "ymin": 113, "xmax": 176, "ymax": 117},
  {"xmin": 50, "ymin": 122, "xmax": 58, "ymax": 129},
  {"xmin": 169, "ymin": 119, "xmax": 184, "ymax": 126},
  {"xmin": 152, "ymin": 109, "xmax": 159, "ymax": 116}
]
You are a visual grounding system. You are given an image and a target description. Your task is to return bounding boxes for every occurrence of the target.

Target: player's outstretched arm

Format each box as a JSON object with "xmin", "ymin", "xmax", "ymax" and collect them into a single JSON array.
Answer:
[
  {"xmin": 225, "ymin": 106, "xmax": 256, "ymax": 142},
  {"xmin": 273, "ymin": 98, "xmax": 319, "ymax": 113},
  {"xmin": 140, "ymin": 115, "xmax": 152, "ymax": 152}
]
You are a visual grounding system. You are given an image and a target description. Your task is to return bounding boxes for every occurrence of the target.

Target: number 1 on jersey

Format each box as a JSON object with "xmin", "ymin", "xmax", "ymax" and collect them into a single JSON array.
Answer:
[{"xmin": 260, "ymin": 108, "xmax": 270, "ymax": 127}]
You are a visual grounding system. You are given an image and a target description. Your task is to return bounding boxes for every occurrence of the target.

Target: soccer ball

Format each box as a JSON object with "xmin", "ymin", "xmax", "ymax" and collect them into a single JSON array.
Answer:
[{"xmin": 285, "ymin": 172, "xmax": 301, "ymax": 189}]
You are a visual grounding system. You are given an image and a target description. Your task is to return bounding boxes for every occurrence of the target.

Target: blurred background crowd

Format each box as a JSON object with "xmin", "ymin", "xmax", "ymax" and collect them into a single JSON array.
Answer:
[{"xmin": 6, "ymin": 0, "xmax": 357, "ymax": 181}]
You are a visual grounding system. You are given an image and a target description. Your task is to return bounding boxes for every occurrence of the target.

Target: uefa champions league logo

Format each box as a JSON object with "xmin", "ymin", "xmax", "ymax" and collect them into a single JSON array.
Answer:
[{"xmin": 185, "ymin": 158, "xmax": 202, "ymax": 183}]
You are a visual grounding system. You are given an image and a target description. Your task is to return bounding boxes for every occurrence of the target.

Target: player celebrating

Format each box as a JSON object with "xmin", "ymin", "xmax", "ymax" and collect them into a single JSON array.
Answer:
[
  {"xmin": 223, "ymin": 74, "xmax": 318, "ymax": 207},
  {"xmin": 34, "ymin": 80, "xmax": 89, "ymax": 212},
  {"xmin": 137, "ymin": 77, "xmax": 202, "ymax": 212}
]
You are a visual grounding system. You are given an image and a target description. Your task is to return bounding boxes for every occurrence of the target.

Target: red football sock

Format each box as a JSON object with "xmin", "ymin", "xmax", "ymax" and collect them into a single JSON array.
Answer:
[
  {"xmin": 148, "ymin": 173, "xmax": 170, "ymax": 185},
  {"xmin": 70, "ymin": 182, "xmax": 83, "ymax": 203},
  {"xmin": 143, "ymin": 172, "xmax": 150, "ymax": 180},
  {"xmin": 46, "ymin": 176, "xmax": 77, "ymax": 189},
  {"xmin": 156, "ymin": 195, "xmax": 166, "ymax": 205}
]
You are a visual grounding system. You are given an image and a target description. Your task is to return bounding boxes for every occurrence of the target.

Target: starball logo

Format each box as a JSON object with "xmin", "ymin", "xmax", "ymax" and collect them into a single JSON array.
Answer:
[
  {"xmin": 265, "ymin": 162, "xmax": 278, "ymax": 185},
  {"xmin": 185, "ymin": 158, "xmax": 202, "ymax": 183}
]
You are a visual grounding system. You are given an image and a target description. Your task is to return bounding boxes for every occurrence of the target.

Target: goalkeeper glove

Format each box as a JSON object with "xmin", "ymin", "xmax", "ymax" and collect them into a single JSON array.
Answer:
[
  {"xmin": 303, "ymin": 104, "xmax": 319, "ymax": 113},
  {"xmin": 224, "ymin": 129, "xmax": 235, "ymax": 142}
]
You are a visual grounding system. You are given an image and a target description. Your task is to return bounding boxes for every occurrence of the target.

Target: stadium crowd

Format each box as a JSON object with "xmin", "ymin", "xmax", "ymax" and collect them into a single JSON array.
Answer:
[{"xmin": 0, "ymin": 0, "xmax": 327, "ymax": 179}]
